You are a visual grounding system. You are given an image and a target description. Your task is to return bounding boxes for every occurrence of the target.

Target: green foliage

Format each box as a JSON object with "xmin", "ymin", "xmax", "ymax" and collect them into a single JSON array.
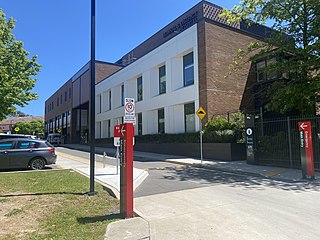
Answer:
[
  {"xmin": 221, "ymin": 0, "xmax": 320, "ymax": 114},
  {"xmin": 13, "ymin": 120, "xmax": 44, "ymax": 137},
  {"xmin": 203, "ymin": 112, "xmax": 245, "ymax": 143},
  {"xmin": 0, "ymin": 9, "xmax": 41, "ymax": 120}
]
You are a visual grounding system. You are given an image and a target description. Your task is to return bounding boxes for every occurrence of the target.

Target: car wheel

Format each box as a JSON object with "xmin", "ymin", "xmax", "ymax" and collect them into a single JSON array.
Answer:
[{"xmin": 29, "ymin": 158, "xmax": 46, "ymax": 170}]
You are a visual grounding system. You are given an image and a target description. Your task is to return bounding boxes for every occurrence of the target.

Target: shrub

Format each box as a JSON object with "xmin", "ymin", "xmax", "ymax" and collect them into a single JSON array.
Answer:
[{"xmin": 203, "ymin": 112, "xmax": 245, "ymax": 143}]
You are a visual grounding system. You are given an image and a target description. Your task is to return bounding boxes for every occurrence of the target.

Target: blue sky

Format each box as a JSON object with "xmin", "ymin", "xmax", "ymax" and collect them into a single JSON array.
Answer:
[{"xmin": 1, "ymin": 0, "xmax": 239, "ymax": 116}]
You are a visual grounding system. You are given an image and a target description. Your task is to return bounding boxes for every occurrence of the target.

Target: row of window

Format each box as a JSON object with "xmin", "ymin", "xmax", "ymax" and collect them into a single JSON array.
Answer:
[
  {"xmin": 45, "ymin": 111, "xmax": 71, "ymax": 131},
  {"xmin": 0, "ymin": 141, "xmax": 39, "ymax": 150},
  {"xmin": 97, "ymin": 52, "xmax": 194, "ymax": 113},
  {"xmin": 96, "ymin": 102, "xmax": 195, "ymax": 138},
  {"xmin": 47, "ymin": 88, "xmax": 72, "ymax": 113}
]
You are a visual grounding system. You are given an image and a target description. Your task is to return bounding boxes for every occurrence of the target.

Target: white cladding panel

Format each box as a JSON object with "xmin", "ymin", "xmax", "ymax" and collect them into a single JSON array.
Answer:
[{"xmin": 96, "ymin": 25, "xmax": 200, "ymax": 136}]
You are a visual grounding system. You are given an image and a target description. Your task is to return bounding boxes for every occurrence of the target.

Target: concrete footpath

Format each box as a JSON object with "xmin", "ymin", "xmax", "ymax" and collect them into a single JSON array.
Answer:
[
  {"xmin": 57, "ymin": 144, "xmax": 320, "ymax": 240},
  {"xmin": 61, "ymin": 144, "xmax": 319, "ymax": 183},
  {"xmin": 56, "ymin": 149, "xmax": 148, "ymax": 199}
]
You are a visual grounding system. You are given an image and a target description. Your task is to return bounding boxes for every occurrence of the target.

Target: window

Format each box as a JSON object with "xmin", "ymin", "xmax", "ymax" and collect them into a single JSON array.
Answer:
[
  {"xmin": 52, "ymin": 102, "xmax": 54, "ymax": 109},
  {"xmin": 266, "ymin": 58, "xmax": 278, "ymax": 80},
  {"xmin": 184, "ymin": 102, "xmax": 195, "ymax": 132},
  {"xmin": 57, "ymin": 97, "xmax": 59, "ymax": 106},
  {"xmin": 69, "ymin": 88, "xmax": 72, "ymax": 99},
  {"xmin": 60, "ymin": 94, "xmax": 62, "ymax": 104},
  {"xmin": 0, "ymin": 141, "xmax": 14, "ymax": 150},
  {"xmin": 183, "ymin": 52, "xmax": 194, "ymax": 86},
  {"xmin": 65, "ymin": 91, "xmax": 67, "ymax": 101},
  {"xmin": 138, "ymin": 113, "xmax": 142, "ymax": 135},
  {"xmin": 107, "ymin": 120, "xmax": 111, "ymax": 138},
  {"xmin": 17, "ymin": 141, "xmax": 39, "ymax": 149},
  {"xmin": 121, "ymin": 84, "xmax": 124, "ymax": 106},
  {"xmin": 109, "ymin": 91, "xmax": 112, "ymax": 110},
  {"xmin": 97, "ymin": 95, "xmax": 101, "ymax": 113},
  {"xmin": 137, "ymin": 76, "xmax": 143, "ymax": 101},
  {"xmin": 158, "ymin": 108, "xmax": 165, "ymax": 134},
  {"xmin": 159, "ymin": 65, "xmax": 166, "ymax": 94},
  {"xmin": 67, "ymin": 111, "xmax": 71, "ymax": 127},
  {"xmin": 256, "ymin": 57, "xmax": 279, "ymax": 82}
]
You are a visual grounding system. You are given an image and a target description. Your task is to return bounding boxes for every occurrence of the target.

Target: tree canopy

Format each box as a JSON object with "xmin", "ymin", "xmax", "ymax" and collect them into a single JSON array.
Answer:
[
  {"xmin": 221, "ymin": 0, "xmax": 320, "ymax": 115},
  {"xmin": 0, "ymin": 9, "xmax": 40, "ymax": 120},
  {"xmin": 13, "ymin": 120, "xmax": 44, "ymax": 137}
]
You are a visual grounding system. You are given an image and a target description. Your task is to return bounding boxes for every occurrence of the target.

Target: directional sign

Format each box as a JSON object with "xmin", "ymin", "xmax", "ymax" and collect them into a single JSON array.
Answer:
[
  {"xmin": 196, "ymin": 107, "xmax": 206, "ymax": 120},
  {"xmin": 298, "ymin": 121, "xmax": 315, "ymax": 179},
  {"xmin": 120, "ymin": 125, "xmax": 126, "ymax": 137},
  {"xmin": 298, "ymin": 122, "xmax": 308, "ymax": 131},
  {"xmin": 119, "ymin": 123, "xmax": 134, "ymax": 218},
  {"xmin": 57, "ymin": 129, "xmax": 62, "ymax": 133}
]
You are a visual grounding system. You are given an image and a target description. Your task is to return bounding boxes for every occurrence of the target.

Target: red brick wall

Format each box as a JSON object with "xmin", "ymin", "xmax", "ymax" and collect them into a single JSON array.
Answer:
[{"xmin": 198, "ymin": 21, "xmax": 259, "ymax": 122}]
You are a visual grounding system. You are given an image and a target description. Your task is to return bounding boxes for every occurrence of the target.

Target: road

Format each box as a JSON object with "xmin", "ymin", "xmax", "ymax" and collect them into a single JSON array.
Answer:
[{"xmin": 56, "ymin": 147, "xmax": 320, "ymax": 240}]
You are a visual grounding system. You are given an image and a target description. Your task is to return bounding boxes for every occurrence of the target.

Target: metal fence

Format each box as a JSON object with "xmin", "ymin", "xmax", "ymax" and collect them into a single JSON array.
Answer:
[{"xmin": 254, "ymin": 115, "xmax": 320, "ymax": 170}]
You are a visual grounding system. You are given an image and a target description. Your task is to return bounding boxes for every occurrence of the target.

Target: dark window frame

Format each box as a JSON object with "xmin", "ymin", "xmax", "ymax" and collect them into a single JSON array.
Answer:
[
  {"xmin": 159, "ymin": 65, "xmax": 166, "ymax": 94},
  {"xmin": 158, "ymin": 108, "xmax": 165, "ymax": 134},
  {"xmin": 183, "ymin": 52, "xmax": 194, "ymax": 87},
  {"xmin": 137, "ymin": 76, "xmax": 143, "ymax": 102}
]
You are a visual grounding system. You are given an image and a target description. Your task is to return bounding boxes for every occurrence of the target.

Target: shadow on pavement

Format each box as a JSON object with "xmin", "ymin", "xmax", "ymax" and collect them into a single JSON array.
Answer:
[{"xmin": 162, "ymin": 166, "xmax": 320, "ymax": 193}]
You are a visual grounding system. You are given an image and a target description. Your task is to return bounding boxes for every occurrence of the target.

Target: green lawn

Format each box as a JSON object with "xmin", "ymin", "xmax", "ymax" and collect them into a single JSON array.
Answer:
[{"xmin": 0, "ymin": 170, "xmax": 119, "ymax": 240}]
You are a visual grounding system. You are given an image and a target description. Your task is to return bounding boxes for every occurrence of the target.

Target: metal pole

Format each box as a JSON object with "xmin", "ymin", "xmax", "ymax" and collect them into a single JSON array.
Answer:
[
  {"xmin": 200, "ymin": 121, "xmax": 203, "ymax": 164},
  {"xmin": 103, "ymin": 152, "xmax": 106, "ymax": 168},
  {"xmin": 88, "ymin": 0, "xmax": 96, "ymax": 196},
  {"xmin": 116, "ymin": 146, "xmax": 119, "ymax": 175}
]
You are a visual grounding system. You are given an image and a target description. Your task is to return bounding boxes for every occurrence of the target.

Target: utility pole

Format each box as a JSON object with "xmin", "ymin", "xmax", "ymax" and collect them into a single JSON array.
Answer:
[{"xmin": 88, "ymin": 0, "xmax": 97, "ymax": 196}]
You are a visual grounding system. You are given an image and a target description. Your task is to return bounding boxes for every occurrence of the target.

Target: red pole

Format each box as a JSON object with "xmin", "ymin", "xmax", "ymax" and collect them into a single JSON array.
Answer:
[{"xmin": 120, "ymin": 123, "xmax": 134, "ymax": 218}]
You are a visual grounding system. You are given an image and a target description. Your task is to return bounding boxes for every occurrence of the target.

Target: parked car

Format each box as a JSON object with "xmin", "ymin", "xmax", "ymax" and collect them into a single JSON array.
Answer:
[
  {"xmin": 0, "ymin": 138, "xmax": 57, "ymax": 170},
  {"xmin": 0, "ymin": 134, "xmax": 30, "ymax": 140},
  {"xmin": 46, "ymin": 133, "xmax": 61, "ymax": 145}
]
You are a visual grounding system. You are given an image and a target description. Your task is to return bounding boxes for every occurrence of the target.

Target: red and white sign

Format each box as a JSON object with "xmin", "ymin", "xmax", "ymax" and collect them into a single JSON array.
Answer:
[
  {"xmin": 298, "ymin": 121, "xmax": 315, "ymax": 178},
  {"xmin": 114, "ymin": 125, "xmax": 121, "ymax": 147},
  {"xmin": 124, "ymin": 98, "xmax": 136, "ymax": 124}
]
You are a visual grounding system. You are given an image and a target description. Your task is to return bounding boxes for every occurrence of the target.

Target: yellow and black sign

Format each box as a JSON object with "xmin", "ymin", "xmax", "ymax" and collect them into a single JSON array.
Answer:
[
  {"xmin": 14, "ymin": 127, "xmax": 20, "ymax": 132},
  {"xmin": 57, "ymin": 129, "xmax": 62, "ymax": 133},
  {"xmin": 196, "ymin": 107, "xmax": 206, "ymax": 120}
]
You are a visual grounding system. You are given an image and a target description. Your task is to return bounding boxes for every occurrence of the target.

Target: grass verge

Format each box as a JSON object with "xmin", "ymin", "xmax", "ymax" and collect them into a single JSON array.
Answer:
[{"xmin": 0, "ymin": 169, "xmax": 119, "ymax": 240}]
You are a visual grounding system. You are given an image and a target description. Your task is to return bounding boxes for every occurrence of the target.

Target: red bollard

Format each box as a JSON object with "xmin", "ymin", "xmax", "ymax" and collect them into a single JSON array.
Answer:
[{"xmin": 119, "ymin": 123, "xmax": 134, "ymax": 218}]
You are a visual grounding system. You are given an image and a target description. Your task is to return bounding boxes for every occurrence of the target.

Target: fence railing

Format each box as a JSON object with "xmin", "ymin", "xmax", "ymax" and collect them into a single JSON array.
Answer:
[{"xmin": 254, "ymin": 115, "xmax": 320, "ymax": 169}]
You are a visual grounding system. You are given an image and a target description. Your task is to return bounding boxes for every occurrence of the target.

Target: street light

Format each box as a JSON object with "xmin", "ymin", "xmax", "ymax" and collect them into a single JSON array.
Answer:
[{"xmin": 88, "ymin": 0, "xmax": 97, "ymax": 196}]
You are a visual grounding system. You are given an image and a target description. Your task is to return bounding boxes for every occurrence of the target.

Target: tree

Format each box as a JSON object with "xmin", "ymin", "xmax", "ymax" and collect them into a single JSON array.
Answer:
[
  {"xmin": 221, "ymin": 0, "xmax": 320, "ymax": 114},
  {"xmin": 0, "ymin": 9, "xmax": 40, "ymax": 120},
  {"xmin": 13, "ymin": 120, "xmax": 44, "ymax": 137}
]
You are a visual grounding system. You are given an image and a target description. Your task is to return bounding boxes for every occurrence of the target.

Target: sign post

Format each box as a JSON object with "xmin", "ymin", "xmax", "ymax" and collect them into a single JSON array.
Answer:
[
  {"xmin": 196, "ymin": 107, "xmax": 206, "ymax": 164},
  {"xmin": 245, "ymin": 114, "xmax": 255, "ymax": 164},
  {"xmin": 119, "ymin": 123, "xmax": 134, "ymax": 218},
  {"xmin": 298, "ymin": 121, "xmax": 315, "ymax": 179}
]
